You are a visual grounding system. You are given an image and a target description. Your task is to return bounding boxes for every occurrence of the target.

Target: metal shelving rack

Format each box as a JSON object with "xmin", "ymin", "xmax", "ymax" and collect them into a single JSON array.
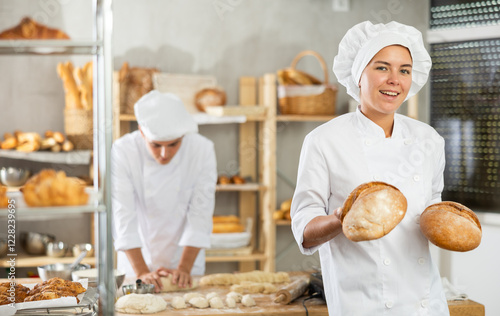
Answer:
[{"xmin": 0, "ymin": 0, "xmax": 114, "ymax": 314}]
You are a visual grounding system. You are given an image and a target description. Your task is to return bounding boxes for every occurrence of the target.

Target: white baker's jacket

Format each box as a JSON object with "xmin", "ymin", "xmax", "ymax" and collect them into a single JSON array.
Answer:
[
  {"xmin": 291, "ymin": 107, "xmax": 449, "ymax": 316},
  {"xmin": 111, "ymin": 131, "xmax": 217, "ymax": 276}
]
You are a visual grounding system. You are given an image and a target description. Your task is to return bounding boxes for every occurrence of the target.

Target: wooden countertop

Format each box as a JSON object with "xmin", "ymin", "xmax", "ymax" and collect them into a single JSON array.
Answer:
[{"xmin": 3, "ymin": 277, "xmax": 485, "ymax": 316}]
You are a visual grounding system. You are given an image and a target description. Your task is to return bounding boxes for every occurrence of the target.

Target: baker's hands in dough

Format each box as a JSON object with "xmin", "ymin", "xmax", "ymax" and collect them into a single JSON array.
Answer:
[
  {"xmin": 163, "ymin": 268, "xmax": 193, "ymax": 289},
  {"xmin": 161, "ymin": 274, "xmax": 198, "ymax": 292},
  {"xmin": 137, "ymin": 269, "xmax": 166, "ymax": 293}
]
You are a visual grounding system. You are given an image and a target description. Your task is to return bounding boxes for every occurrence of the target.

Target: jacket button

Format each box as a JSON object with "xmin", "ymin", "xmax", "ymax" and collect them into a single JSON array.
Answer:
[
  {"xmin": 418, "ymin": 257, "xmax": 426, "ymax": 265},
  {"xmin": 385, "ymin": 301, "xmax": 394, "ymax": 309},
  {"xmin": 365, "ymin": 139, "xmax": 372, "ymax": 146},
  {"xmin": 404, "ymin": 138, "xmax": 413, "ymax": 145},
  {"xmin": 415, "ymin": 215, "xmax": 420, "ymax": 224},
  {"xmin": 383, "ymin": 258, "xmax": 391, "ymax": 265},
  {"xmin": 413, "ymin": 175, "xmax": 420, "ymax": 182},
  {"xmin": 421, "ymin": 299, "xmax": 429, "ymax": 307}
]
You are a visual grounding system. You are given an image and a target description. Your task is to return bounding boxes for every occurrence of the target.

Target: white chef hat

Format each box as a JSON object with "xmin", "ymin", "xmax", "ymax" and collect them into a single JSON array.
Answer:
[
  {"xmin": 134, "ymin": 90, "xmax": 198, "ymax": 141},
  {"xmin": 333, "ymin": 21, "xmax": 432, "ymax": 103}
]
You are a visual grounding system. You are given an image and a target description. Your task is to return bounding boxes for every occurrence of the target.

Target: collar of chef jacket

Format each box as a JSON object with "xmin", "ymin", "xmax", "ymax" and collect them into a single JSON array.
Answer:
[{"xmin": 354, "ymin": 105, "xmax": 407, "ymax": 141}]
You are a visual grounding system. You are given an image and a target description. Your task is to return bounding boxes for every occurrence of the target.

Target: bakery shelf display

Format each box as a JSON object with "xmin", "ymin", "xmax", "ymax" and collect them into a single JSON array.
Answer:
[{"xmin": 0, "ymin": 2, "xmax": 115, "ymax": 315}]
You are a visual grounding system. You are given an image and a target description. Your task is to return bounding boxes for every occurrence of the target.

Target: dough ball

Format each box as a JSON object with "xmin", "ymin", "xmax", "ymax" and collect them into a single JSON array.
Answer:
[
  {"xmin": 209, "ymin": 296, "xmax": 224, "ymax": 309},
  {"xmin": 241, "ymin": 294, "xmax": 256, "ymax": 307},
  {"xmin": 115, "ymin": 294, "xmax": 167, "ymax": 314},
  {"xmin": 226, "ymin": 291, "xmax": 242, "ymax": 303},
  {"xmin": 170, "ymin": 296, "xmax": 186, "ymax": 309},
  {"xmin": 225, "ymin": 296, "xmax": 236, "ymax": 308},
  {"xmin": 183, "ymin": 292, "xmax": 203, "ymax": 302},
  {"xmin": 161, "ymin": 275, "xmax": 198, "ymax": 292},
  {"xmin": 189, "ymin": 296, "xmax": 209, "ymax": 309},
  {"xmin": 205, "ymin": 291, "xmax": 218, "ymax": 300}
]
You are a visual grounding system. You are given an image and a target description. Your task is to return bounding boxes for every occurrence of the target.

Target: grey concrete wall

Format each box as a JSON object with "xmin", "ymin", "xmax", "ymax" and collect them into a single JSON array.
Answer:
[{"xmin": 0, "ymin": 0, "xmax": 429, "ymax": 273}]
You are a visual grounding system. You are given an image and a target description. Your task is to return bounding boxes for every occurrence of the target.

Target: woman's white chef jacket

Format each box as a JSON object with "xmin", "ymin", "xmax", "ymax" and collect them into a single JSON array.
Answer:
[
  {"xmin": 291, "ymin": 107, "xmax": 449, "ymax": 316},
  {"xmin": 111, "ymin": 131, "xmax": 217, "ymax": 276}
]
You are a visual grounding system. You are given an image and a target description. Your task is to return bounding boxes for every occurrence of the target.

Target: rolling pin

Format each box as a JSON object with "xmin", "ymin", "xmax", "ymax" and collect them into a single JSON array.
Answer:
[{"xmin": 273, "ymin": 277, "xmax": 310, "ymax": 304}]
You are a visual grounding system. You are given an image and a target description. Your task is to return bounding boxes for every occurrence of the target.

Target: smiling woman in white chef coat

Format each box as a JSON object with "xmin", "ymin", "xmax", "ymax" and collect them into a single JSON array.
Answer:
[
  {"xmin": 291, "ymin": 21, "xmax": 450, "ymax": 315},
  {"xmin": 111, "ymin": 90, "xmax": 216, "ymax": 291}
]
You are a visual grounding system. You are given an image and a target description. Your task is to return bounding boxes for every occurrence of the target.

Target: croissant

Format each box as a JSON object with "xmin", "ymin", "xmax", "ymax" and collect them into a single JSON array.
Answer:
[{"xmin": 0, "ymin": 17, "xmax": 69, "ymax": 39}]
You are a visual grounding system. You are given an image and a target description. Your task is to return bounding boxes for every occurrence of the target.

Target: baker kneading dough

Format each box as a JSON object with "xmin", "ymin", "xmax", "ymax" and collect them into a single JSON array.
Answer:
[
  {"xmin": 115, "ymin": 294, "xmax": 167, "ymax": 314},
  {"xmin": 161, "ymin": 274, "xmax": 198, "ymax": 292},
  {"xmin": 189, "ymin": 296, "xmax": 209, "ymax": 309},
  {"xmin": 170, "ymin": 296, "xmax": 187, "ymax": 309}
]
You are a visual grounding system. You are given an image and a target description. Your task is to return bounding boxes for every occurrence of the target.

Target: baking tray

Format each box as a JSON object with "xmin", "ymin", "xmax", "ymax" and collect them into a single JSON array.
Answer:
[{"xmin": 15, "ymin": 287, "xmax": 98, "ymax": 315}]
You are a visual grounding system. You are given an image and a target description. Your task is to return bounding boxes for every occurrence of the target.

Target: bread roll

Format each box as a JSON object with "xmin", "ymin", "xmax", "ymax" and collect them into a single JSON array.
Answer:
[
  {"xmin": 194, "ymin": 88, "xmax": 226, "ymax": 112},
  {"xmin": 420, "ymin": 201, "xmax": 481, "ymax": 252},
  {"xmin": 341, "ymin": 181, "xmax": 407, "ymax": 241}
]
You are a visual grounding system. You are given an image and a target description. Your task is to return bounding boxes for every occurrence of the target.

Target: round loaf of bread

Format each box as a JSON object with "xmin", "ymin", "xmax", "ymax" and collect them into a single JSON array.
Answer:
[
  {"xmin": 341, "ymin": 182, "xmax": 407, "ymax": 242},
  {"xmin": 420, "ymin": 201, "xmax": 481, "ymax": 252}
]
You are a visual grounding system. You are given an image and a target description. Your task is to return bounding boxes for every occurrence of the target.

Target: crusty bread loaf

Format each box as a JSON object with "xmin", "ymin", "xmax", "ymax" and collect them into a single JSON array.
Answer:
[
  {"xmin": 420, "ymin": 201, "xmax": 482, "ymax": 252},
  {"xmin": 0, "ymin": 17, "xmax": 69, "ymax": 39},
  {"xmin": 194, "ymin": 87, "xmax": 226, "ymax": 112},
  {"xmin": 341, "ymin": 181, "xmax": 407, "ymax": 241}
]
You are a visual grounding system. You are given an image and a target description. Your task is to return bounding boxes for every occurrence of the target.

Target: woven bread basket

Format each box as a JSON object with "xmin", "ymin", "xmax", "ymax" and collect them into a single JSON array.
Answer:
[
  {"xmin": 278, "ymin": 50, "xmax": 337, "ymax": 115},
  {"xmin": 64, "ymin": 108, "xmax": 93, "ymax": 150}
]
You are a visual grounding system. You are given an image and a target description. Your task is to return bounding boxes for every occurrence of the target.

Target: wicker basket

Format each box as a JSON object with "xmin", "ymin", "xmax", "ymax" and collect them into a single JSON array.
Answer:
[
  {"xmin": 64, "ymin": 108, "xmax": 93, "ymax": 150},
  {"xmin": 278, "ymin": 50, "xmax": 337, "ymax": 115}
]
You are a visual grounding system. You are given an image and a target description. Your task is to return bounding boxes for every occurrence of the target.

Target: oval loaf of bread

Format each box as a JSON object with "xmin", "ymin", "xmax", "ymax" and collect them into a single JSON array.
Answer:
[
  {"xmin": 341, "ymin": 181, "xmax": 407, "ymax": 242},
  {"xmin": 420, "ymin": 201, "xmax": 482, "ymax": 252}
]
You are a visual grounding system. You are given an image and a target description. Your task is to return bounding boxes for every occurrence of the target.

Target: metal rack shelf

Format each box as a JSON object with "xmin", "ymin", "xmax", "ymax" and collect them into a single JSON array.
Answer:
[{"xmin": 0, "ymin": 40, "xmax": 102, "ymax": 55}]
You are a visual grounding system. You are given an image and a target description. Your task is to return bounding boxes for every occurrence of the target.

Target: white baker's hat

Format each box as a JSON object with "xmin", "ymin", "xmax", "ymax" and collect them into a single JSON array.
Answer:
[
  {"xmin": 333, "ymin": 21, "xmax": 432, "ymax": 103},
  {"xmin": 134, "ymin": 90, "xmax": 198, "ymax": 141}
]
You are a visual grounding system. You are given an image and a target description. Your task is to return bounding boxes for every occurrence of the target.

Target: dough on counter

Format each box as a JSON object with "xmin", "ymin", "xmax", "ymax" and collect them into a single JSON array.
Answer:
[
  {"xmin": 205, "ymin": 292, "xmax": 218, "ymax": 300},
  {"xmin": 115, "ymin": 294, "xmax": 167, "ymax": 314},
  {"xmin": 241, "ymin": 294, "xmax": 256, "ymax": 307},
  {"xmin": 209, "ymin": 296, "xmax": 224, "ymax": 309},
  {"xmin": 230, "ymin": 281, "xmax": 277, "ymax": 294},
  {"xmin": 226, "ymin": 291, "xmax": 242, "ymax": 303},
  {"xmin": 199, "ymin": 271, "xmax": 290, "ymax": 286},
  {"xmin": 183, "ymin": 292, "xmax": 203, "ymax": 302},
  {"xmin": 170, "ymin": 296, "xmax": 186, "ymax": 309},
  {"xmin": 225, "ymin": 296, "xmax": 237, "ymax": 308},
  {"xmin": 161, "ymin": 275, "xmax": 198, "ymax": 292},
  {"xmin": 189, "ymin": 296, "xmax": 209, "ymax": 309}
]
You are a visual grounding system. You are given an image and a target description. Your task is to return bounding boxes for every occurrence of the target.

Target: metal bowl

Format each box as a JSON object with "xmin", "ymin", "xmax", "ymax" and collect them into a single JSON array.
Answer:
[
  {"xmin": 37, "ymin": 263, "xmax": 91, "ymax": 281},
  {"xmin": 0, "ymin": 167, "xmax": 30, "ymax": 187},
  {"xmin": 72, "ymin": 243, "xmax": 94, "ymax": 257},
  {"xmin": 20, "ymin": 232, "xmax": 56, "ymax": 255},
  {"xmin": 46, "ymin": 241, "xmax": 69, "ymax": 257},
  {"xmin": 122, "ymin": 283, "xmax": 155, "ymax": 295},
  {"xmin": 71, "ymin": 268, "xmax": 126, "ymax": 288}
]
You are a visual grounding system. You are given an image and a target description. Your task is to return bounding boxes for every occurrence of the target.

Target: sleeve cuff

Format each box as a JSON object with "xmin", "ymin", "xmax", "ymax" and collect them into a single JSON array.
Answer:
[
  {"xmin": 113, "ymin": 234, "xmax": 142, "ymax": 252},
  {"xmin": 291, "ymin": 210, "xmax": 326, "ymax": 255},
  {"xmin": 179, "ymin": 229, "xmax": 211, "ymax": 249}
]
